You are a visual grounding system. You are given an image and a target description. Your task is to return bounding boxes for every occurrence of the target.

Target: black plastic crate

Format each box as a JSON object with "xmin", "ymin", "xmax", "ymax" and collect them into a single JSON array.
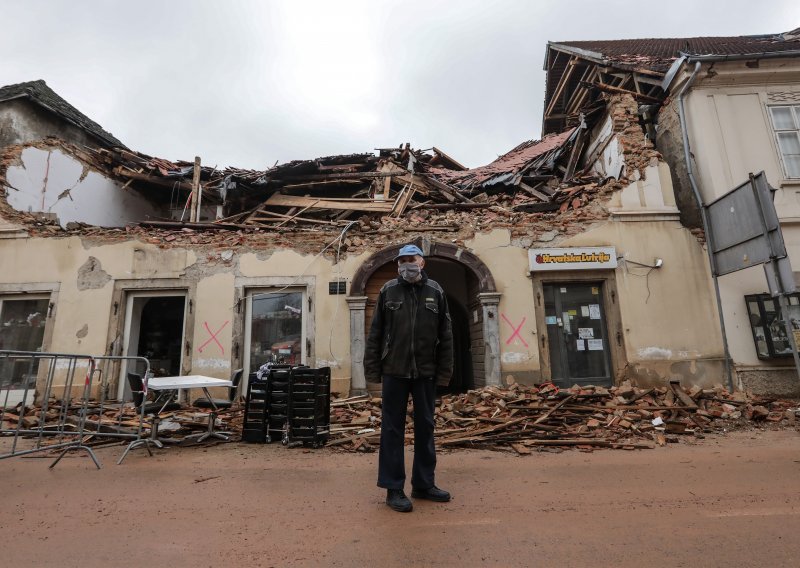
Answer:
[
  {"xmin": 285, "ymin": 366, "xmax": 331, "ymax": 447},
  {"xmin": 243, "ymin": 365, "xmax": 331, "ymax": 446},
  {"xmin": 241, "ymin": 373, "xmax": 269, "ymax": 443}
]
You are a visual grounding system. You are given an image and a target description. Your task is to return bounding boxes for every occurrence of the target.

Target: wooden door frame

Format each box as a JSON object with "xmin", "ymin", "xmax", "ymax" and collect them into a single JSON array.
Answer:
[{"xmin": 530, "ymin": 270, "xmax": 627, "ymax": 385}]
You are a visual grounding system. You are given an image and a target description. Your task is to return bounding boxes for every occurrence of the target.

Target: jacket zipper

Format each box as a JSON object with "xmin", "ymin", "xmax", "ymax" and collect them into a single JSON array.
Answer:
[{"xmin": 410, "ymin": 285, "xmax": 418, "ymax": 379}]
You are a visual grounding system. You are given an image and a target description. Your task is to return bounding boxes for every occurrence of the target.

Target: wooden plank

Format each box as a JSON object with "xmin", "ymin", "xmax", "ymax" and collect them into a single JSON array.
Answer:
[
  {"xmin": 534, "ymin": 395, "xmax": 575, "ymax": 424},
  {"xmin": 517, "ymin": 181, "xmax": 552, "ymax": 201},
  {"xmin": 563, "ymin": 124, "xmax": 587, "ymax": 182},
  {"xmin": 264, "ymin": 193, "xmax": 395, "ymax": 212},
  {"xmin": 190, "ymin": 156, "xmax": 201, "ymax": 222},
  {"xmin": 246, "ymin": 209, "xmax": 345, "ymax": 226},
  {"xmin": 392, "ymin": 185, "xmax": 416, "ymax": 217},
  {"xmin": 417, "ymin": 174, "xmax": 472, "ymax": 203},
  {"xmin": 275, "ymin": 204, "xmax": 315, "ymax": 228},
  {"xmin": 581, "ymin": 80, "xmax": 663, "ymax": 104},
  {"xmin": 281, "ymin": 171, "xmax": 399, "ymax": 182},
  {"xmin": 669, "ymin": 380, "xmax": 698, "ymax": 409},
  {"xmin": 412, "ymin": 202, "xmax": 491, "ymax": 210}
]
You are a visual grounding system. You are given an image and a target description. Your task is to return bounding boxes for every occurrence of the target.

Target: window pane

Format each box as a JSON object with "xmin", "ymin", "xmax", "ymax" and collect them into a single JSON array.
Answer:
[
  {"xmin": 784, "ymin": 155, "xmax": 800, "ymax": 178},
  {"xmin": 777, "ymin": 132, "xmax": 800, "ymax": 155},
  {"xmin": 753, "ymin": 327, "xmax": 769, "ymax": 358},
  {"xmin": 249, "ymin": 291, "xmax": 303, "ymax": 371},
  {"xmin": 748, "ymin": 300, "xmax": 763, "ymax": 326},
  {"xmin": 770, "ymin": 106, "xmax": 796, "ymax": 130},
  {"xmin": 0, "ymin": 298, "xmax": 49, "ymax": 389},
  {"xmin": 770, "ymin": 318, "xmax": 791, "ymax": 355}
]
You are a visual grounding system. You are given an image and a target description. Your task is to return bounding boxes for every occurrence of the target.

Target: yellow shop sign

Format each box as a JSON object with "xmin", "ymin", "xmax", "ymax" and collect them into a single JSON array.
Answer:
[{"xmin": 529, "ymin": 247, "xmax": 617, "ymax": 271}]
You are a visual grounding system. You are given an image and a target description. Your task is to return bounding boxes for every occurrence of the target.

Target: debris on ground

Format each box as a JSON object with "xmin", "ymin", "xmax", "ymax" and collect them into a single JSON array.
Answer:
[
  {"xmin": 5, "ymin": 379, "xmax": 795, "ymax": 455},
  {"xmin": 326, "ymin": 380, "xmax": 799, "ymax": 454},
  {"xmin": 1, "ymin": 401, "xmax": 245, "ymax": 447}
]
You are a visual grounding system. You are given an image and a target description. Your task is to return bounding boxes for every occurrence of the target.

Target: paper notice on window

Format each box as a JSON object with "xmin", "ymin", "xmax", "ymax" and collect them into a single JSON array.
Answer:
[
  {"xmin": 587, "ymin": 339, "xmax": 604, "ymax": 351},
  {"xmin": 589, "ymin": 304, "xmax": 601, "ymax": 320},
  {"xmin": 581, "ymin": 306, "xmax": 589, "ymax": 317},
  {"xmin": 545, "ymin": 316, "xmax": 558, "ymax": 325},
  {"xmin": 562, "ymin": 312, "xmax": 571, "ymax": 333},
  {"xmin": 578, "ymin": 327, "xmax": 594, "ymax": 339},
  {"xmin": 577, "ymin": 340, "xmax": 585, "ymax": 351}
]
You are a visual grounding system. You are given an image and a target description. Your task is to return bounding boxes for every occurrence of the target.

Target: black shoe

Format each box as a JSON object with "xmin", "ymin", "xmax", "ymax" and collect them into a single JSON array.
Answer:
[
  {"xmin": 386, "ymin": 489, "xmax": 413, "ymax": 512},
  {"xmin": 411, "ymin": 486, "xmax": 451, "ymax": 502}
]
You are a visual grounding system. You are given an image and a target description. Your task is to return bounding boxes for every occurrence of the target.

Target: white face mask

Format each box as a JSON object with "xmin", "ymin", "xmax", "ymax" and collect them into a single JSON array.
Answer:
[{"xmin": 398, "ymin": 262, "xmax": 422, "ymax": 282}]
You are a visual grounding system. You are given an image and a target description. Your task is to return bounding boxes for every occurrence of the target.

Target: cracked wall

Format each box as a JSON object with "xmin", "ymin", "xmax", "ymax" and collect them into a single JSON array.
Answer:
[{"xmin": 3, "ymin": 146, "xmax": 160, "ymax": 227}]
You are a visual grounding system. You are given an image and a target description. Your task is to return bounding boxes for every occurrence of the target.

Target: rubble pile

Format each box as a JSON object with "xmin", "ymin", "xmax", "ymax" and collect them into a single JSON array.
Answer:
[
  {"xmin": 1, "ymin": 401, "xmax": 244, "ymax": 446},
  {"xmin": 327, "ymin": 380, "xmax": 799, "ymax": 454}
]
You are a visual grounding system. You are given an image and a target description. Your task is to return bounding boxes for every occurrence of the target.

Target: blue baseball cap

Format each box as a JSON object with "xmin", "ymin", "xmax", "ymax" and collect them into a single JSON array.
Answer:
[{"xmin": 394, "ymin": 244, "xmax": 424, "ymax": 260}]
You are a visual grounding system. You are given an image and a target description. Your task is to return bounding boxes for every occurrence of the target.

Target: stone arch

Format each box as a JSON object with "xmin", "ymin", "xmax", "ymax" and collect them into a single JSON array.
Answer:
[
  {"xmin": 347, "ymin": 237, "xmax": 501, "ymax": 394},
  {"xmin": 350, "ymin": 237, "xmax": 497, "ymax": 296}
]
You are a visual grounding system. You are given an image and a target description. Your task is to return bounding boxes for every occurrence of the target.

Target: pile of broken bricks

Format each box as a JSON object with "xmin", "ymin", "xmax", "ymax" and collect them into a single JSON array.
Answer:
[
  {"xmin": 326, "ymin": 379, "xmax": 799, "ymax": 454},
  {"xmin": 1, "ymin": 402, "xmax": 245, "ymax": 448},
  {"xmin": 6, "ymin": 380, "xmax": 795, "ymax": 456}
]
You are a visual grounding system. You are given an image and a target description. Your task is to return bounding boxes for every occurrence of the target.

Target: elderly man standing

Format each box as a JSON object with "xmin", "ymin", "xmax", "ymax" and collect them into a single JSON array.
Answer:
[{"xmin": 364, "ymin": 243, "xmax": 454, "ymax": 512}]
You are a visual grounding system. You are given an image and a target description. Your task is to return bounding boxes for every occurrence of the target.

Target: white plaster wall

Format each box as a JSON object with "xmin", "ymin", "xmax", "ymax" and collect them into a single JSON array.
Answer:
[
  {"xmin": 560, "ymin": 220, "xmax": 722, "ymax": 366},
  {"xmin": 683, "ymin": 77, "xmax": 800, "ymax": 368},
  {"xmin": 5, "ymin": 147, "xmax": 161, "ymax": 227}
]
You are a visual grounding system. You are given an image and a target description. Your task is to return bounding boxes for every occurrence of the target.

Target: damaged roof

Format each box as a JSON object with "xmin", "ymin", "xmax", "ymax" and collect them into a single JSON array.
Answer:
[
  {"xmin": 549, "ymin": 28, "xmax": 800, "ymax": 74},
  {"xmin": 425, "ymin": 129, "xmax": 576, "ymax": 191},
  {"xmin": 543, "ymin": 27, "xmax": 800, "ymax": 135},
  {"xmin": 0, "ymin": 80, "xmax": 126, "ymax": 149}
]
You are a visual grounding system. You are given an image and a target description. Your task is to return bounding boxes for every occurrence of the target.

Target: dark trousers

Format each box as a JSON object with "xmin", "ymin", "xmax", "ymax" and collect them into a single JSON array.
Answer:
[{"xmin": 377, "ymin": 375, "xmax": 437, "ymax": 490}]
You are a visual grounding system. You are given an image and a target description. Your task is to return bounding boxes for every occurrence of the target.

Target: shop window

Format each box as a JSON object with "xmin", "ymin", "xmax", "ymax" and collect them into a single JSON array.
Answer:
[
  {"xmin": 0, "ymin": 296, "xmax": 50, "ymax": 391},
  {"xmin": 745, "ymin": 293, "xmax": 800, "ymax": 359},
  {"xmin": 768, "ymin": 105, "xmax": 800, "ymax": 178},
  {"xmin": 245, "ymin": 289, "xmax": 306, "ymax": 373}
]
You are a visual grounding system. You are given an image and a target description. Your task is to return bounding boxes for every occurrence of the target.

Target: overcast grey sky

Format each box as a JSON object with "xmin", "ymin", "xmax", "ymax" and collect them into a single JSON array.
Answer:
[{"xmin": 2, "ymin": 1, "xmax": 799, "ymax": 169}]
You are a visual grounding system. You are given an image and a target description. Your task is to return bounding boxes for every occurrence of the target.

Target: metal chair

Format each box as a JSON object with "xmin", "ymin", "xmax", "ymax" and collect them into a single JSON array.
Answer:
[
  {"xmin": 116, "ymin": 372, "xmax": 181, "ymax": 464},
  {"xmin": 187, "ymin": 369, "xmax": 243, "ymax": 443},
  {"xmin": 191, "ymin": 368, "xmax": 243, "ymax": 409}
]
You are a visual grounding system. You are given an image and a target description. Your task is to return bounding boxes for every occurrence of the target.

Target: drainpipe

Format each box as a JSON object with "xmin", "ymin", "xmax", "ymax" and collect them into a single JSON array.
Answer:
[{"xmin": 675, "ymin": 61, "xmax": 735, "ymax": 391}]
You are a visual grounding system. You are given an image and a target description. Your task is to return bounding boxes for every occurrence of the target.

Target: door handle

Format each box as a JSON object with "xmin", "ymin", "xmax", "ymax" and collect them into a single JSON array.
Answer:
[{"xmin": 616, "ymin": 330, "xmax": 622, "ymax": 347}]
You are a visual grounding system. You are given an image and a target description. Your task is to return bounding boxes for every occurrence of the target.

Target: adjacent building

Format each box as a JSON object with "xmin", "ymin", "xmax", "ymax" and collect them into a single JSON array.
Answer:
[{"xmin": 544, "ymin": 28, "xmax": 800, "ymax": 395}]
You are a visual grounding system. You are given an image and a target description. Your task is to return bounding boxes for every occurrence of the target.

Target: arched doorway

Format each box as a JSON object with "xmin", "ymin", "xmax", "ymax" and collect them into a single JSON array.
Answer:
[{"xmin": 347, "ymin": 238, "xmax": 500, "ymax": 395}]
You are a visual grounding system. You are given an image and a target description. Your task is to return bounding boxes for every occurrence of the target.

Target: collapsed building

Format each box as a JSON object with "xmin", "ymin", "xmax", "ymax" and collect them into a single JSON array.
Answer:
[
  {"xmin": 0, "ymin": 54, "xmax": 734, "ymax": 403},
  {"xmin": 543, "ymin": 28, "xmax": 800, "ymax": 396}
]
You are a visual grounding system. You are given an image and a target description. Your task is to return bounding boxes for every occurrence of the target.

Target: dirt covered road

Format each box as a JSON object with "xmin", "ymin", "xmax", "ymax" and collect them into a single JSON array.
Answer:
[{"xmin": 2, "ymin": 430, "xmax": 800, "ymax": 567}]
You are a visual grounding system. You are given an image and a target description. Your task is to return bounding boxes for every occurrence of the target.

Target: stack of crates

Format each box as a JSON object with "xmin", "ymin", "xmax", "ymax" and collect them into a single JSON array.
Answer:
[
  {"xmin": 265, "ymin": 365, "xmax": 292, "ymax": 443},
  {"xmin": 287, "ymin": 366, "xmax": 331, "ymax": 447},
  {"xmin": 241, "ymin": 365, "xmax": 330, "ymax": 447},
  {"xmin": 241, "ymin": 372, "xmax": 268, "ymax": 443}
]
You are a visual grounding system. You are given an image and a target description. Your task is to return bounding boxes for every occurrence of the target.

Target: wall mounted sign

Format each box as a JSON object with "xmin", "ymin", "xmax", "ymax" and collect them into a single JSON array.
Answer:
[{"xmin": 529, "ymin": 247, "xmax": 617, "ymax": 272}]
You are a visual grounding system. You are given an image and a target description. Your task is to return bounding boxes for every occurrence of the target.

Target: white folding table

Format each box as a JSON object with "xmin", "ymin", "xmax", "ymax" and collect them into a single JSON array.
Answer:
[
  {"xmin": 148, "ymin": 375, "xmax": 233, "ymax": 442},
  {"xmin": 118, "ymin": 375, "xmax": 234, "ymax": 464}
]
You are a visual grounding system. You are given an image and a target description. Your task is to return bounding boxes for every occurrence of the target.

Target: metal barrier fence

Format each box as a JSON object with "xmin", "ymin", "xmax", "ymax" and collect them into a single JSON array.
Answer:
[{"xmin": 0, "ymin": 350, "xmax": 151, "ymax": 469}]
